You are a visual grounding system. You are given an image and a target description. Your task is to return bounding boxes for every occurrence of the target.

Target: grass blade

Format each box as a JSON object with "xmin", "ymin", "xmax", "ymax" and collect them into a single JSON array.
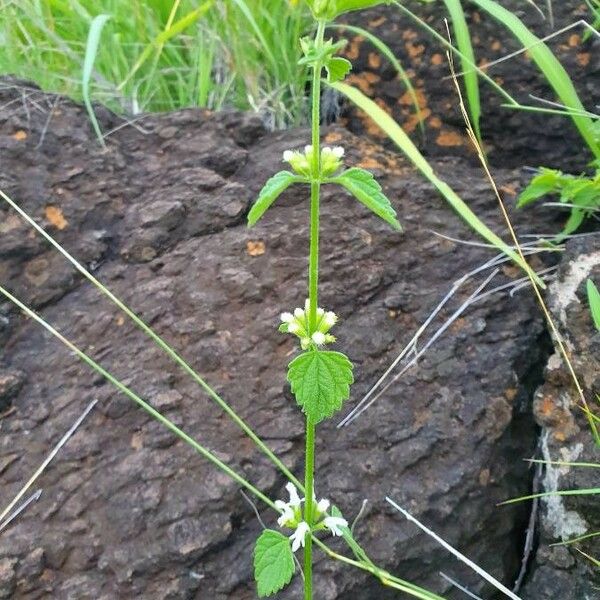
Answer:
[
  {"xmin": 587, "ymin": 279, "xmax": 600, "ymax": 332},
  {"xmin": 0, "ymin": 188, "xmax": 302, "ymax": 491},
  {"xmin": 328, "ymin": 80, "xmax": 544, "ymax": 286},
  {"xmin": 328, "ymin": 23, "xmax": 425, "ymax": 135},
  {"xmin": 82, "ymin": 13, "xmax": 111, "ymax": 147},
  {"xmin": 117, "ymin": 1, "xmax": 213, "ymax": 92},
  {"xmin": 0, "ymin": 284, "xmax": 276, "ymax": 510},
  {"xmin": 470, "ymin": 0, "xmax": 600, "ymax": 159},
  {"xmin": 501, "ymin": 488, "xmax": 600, "ymax": 504},
  {"xmin": 443, "ymin": 0, "xmax": 481, "ymax": 142}
]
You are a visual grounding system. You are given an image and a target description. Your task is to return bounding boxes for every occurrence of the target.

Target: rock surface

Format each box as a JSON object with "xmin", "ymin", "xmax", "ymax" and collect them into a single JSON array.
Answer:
[
  {"xmin": 0, "ymin": 81, "xmax": 582, "ymax": 599},
  {"xmin": 521, "ymin": 237, "xmax": 600, "ymax": 600}
]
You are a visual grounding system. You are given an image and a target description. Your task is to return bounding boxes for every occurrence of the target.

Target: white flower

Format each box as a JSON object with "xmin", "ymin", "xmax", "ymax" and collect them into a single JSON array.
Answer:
[
  {"xmin": 290, "ymin": 521, "xmax": 311, "ymax": 552},
  {"xmin": 288, "ymin": 322, "xmax": 301, "ymax": 334},
  {"xmin": 280, "ymin": 312, "xmax": 294, "ymax": 323},
  {"xmin": 304, "ymin": 145, "xmax": 313, "ymax": 155},
  {"xmin": 323, "ymin": 516, "xmax": 348, "ymax": 536},
  {"xmin": 323, "ymin": 311, "xmax": 337, "ymax": 328},
  {"xmin": 286, "ymin": 482, "xmax": 302, "ymax": 507},
  {"xmin": 294, "ymin": 307, "xmax": 305, "ymax": 319},
  {"xmin": 316, "ymin": 498, "xmax": 330, "ymax": 514},
  {"xmin": 282, "ymin": 150, "xmax": 294, "ymax": 162},
  {"xmin": 275, "ymin": 500, "xmax": 295, "ymax": 528},
  {"xmin": 332, "ymin": 146, "xmax": 345, "ymax": 158},
  {"xmin": 311, "ymin": 331, "xmax": 326, "ymax": 345}
]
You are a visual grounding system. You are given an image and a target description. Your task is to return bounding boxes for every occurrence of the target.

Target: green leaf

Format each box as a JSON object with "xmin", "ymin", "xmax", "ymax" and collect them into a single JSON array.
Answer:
[
  {"xmin": 248, "ymin": 171, "xmax": 298, "ymax": 226},
  {"xmin": 332, "ymin": 168, "xmax": 401, "ymax": 230},
  {"xmin": 517, "ymin": 169, "xmax": 561, "ymax": 207},
  {"xmin": 325, "ymin": 56, "xmax": 352, "ymax": 83},
  {"xmin": 587, "ymin": 279, "xmax": 600, "ymax": 332},
  {"xmin": 443, "ymin": 0, "xmax": 481, "ymax": 142},
  {"xmin": 82, "ymin": 14, "xmax": 111, "ymax": 147},
  {"xmin": 287, "ymin": 350, "xmax": 354, "ymax": 423},
  {"xmin": 253, "ymin": 530, "xmax": 295, "ymax": 597},
  {"xmin": 311, "ymin": 0, "xmax": 391, "ymax": 19}
]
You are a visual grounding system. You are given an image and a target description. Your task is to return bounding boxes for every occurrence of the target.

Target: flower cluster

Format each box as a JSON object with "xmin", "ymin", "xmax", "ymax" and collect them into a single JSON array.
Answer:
[
  {"xmin": 275, "ymin": 482, "xmax": 348, "ymax": 552},
  {"xmin": 283, "ymin": 145, "xmax": 344, "ymax": 178},
  {"xmin": 279, "ymin": 299, "xmax": 337, "ymax": 350}
]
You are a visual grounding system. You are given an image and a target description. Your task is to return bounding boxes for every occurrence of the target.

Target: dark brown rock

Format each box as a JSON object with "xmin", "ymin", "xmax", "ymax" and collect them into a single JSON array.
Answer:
[{"xmin": 0, "ymin": 81, "xmax": 570, "ymax": 599}]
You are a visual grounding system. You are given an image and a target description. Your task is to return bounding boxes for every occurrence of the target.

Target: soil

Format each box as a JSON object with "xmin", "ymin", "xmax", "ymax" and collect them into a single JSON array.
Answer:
[{"xmin": 340, "ymin": 0, "xmax": 599, "ymax": 172}]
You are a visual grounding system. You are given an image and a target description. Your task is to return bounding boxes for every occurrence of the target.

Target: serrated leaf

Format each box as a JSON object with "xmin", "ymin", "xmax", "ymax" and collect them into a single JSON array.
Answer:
[
  {"xmin": 587, "ymin": 279, "xmax": 600, "ymax": 332},
  {"xmin": 248, "ymin": 171, "xmax": 298, "ymax": 226},
  {"xmin": 333, "ymin": 168, "xmax": 401, "ymax": 230},
  {"xmin": 287, "ymin": 350, "xmax": 354, "ymax": 423},
  {"xmin": 517, "ymin": 169, "xmax": 561, "ymax": 207},
  {"xmin": 253, "ymin": 530, "xmax": 295, "ymax": 597},
  {"xmin": 325, "ymin": 57, "xmax": 352, "ymax": 83}
]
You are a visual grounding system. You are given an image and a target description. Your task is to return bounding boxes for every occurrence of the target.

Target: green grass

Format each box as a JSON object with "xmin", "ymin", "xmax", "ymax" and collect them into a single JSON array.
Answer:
[{"xmin": 0, "ymin": 0, "xmax": 312, "ymax": 128}]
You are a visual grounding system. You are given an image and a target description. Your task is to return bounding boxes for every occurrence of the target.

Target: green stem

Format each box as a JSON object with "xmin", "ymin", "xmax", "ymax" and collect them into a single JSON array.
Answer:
[
  {"xmin": 303, "ymin": 416, "xmax": 316, "ymax": 600},
  {"xmin": 304, "ymin": 19, "xmax": 326, "ymax": 600}
]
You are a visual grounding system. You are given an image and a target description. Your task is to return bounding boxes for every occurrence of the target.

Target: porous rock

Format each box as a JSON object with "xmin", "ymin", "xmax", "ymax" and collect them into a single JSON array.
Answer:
[{"xmin": 0, "ymin": 81, "xmax": 565, "ymax": 598}]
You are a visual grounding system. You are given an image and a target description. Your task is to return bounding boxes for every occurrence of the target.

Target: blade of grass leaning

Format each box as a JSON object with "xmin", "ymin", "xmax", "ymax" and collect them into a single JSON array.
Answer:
[
  {"xmin": 445, "ymin": 45, "xmax": 600, "ymax": 444},
  {"xmin": 82, "ymin": 13, "xmax": 111, "ymax": 147},
  {"xmin": 587, "ymin": 279, "xmax": 600, "ymax": 331},
  {"xmin": 470, "ymin": 0, "xmax": 600, "ymax": 159},
  {"xmin": 443, "ymin": 0, "xmax": 481, "ymax": 142},
  {"xmin": 0, "ymin": 188, "xmax": 302, "ymax": 491},
  {"xmin": 313, "ymin": 539, "xmax": 445, "ymax": 600},
  {"xmin": 552, "ymin": 530, "xmax": 600, "ymax": 546},
  {"xmin": 327, "ymin": 23, "xmax": 425, "ymax": 136},
  {"xmin": 328, "ymin": 80, "xmax": 544, "ymax": 286},
  {"xmin": 117, "ymin": 1, "xmax": 213, "ymax": 92},
  {"xmin": 0, "ymin": 284, "xmax": 277, "ymax": 510},
  {"xmin": 501, "ymin": 488, "xmax": 600, "ymax": 504},
  {"xmin": 0, "ymin": 287, "xmax": 443, "ymax": 598}
]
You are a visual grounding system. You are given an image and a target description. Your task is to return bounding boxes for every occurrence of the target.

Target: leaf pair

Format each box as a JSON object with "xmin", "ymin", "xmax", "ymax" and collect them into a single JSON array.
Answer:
[
  {"xmin": 247, "ymin": 167, "xmax": 402, "ymax": 231},
  {"xmin": 298, "ymin": 36, "xmax": 351, "ymax": 83},
  {"xmin": 518, "ymin": 167, "xmax": 600, "ymax": 238}
]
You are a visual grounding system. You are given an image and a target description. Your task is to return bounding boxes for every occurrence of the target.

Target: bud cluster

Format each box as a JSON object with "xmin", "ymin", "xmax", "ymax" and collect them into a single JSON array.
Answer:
[
  {"xmin": 279, "ymin": 299, "xmax": 338, "ymax": 350},
  {"xmin": 283, "ymin": 145, "xmax": 345, "ymax": 179}
]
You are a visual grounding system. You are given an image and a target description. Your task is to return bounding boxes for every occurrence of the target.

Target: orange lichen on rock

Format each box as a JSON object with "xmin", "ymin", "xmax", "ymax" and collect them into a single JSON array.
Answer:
[
  {"xmin": 345, "ymin": 72, "xmax": 380, "ymax": 96},
  {"xmin": 368, "ymin": 16, "xmax": 386, "ymax": 28},
  {"xmin": 577, "ymin": 52, "xmax": 590, "ymax": 67},
  {"xmin": 344, "ymin": 36, "xmax": 364, "ymax": 61},
  {"xmin": 324, "ymin": 131, "xmax": 343, "ymax": 143},
  {"xmin": 436, "ymin": 130, "xmax": 464, "ymax": 147},
  {"xmin": 12, "ymin": 130, "xmax": 27, "ymax": 141},
  {"xmin": 45, "ymin": 205, "xmax": 68, "ymax": 230},
  {"xmin": 246, "ymin": 240, "xmax": 266, "ymax": 257},
  {"xmin": 368, "ymin": 52, "xmax": 382, "ymax": 69},
  {"xmin": 430, "ymin": 53, "xmax": 444, "ymax": 66}
]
